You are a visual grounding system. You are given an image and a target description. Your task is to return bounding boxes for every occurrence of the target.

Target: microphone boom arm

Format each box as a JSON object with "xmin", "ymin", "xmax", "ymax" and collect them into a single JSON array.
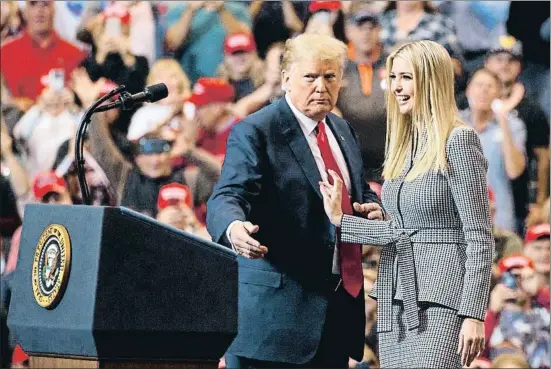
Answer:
[{"xmin": 75, "ymin": 85, "xmax": 127, "ymax": 205}]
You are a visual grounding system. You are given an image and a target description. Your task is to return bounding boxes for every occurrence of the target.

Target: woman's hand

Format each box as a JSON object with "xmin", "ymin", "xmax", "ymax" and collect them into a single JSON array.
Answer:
[
  {"xmin": 458, "ymin": 318, "xmax": 485, "ymax": 367},
  {"xmin": 319, "ymin": 169, "xmax": 344, "ymax": 227}
]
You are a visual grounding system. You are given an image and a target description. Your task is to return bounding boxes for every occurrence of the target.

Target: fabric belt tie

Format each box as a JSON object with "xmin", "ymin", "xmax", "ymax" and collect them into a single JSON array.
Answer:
[{"xmin": 366, "ymin": 224, "xmax": 465, "ymax": 333}]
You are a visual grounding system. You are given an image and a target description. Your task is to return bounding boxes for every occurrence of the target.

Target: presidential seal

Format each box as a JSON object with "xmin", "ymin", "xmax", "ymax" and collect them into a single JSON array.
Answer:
[{"xmin": 32, "ymin": 224, "xmax": 71, "ymax": 309}]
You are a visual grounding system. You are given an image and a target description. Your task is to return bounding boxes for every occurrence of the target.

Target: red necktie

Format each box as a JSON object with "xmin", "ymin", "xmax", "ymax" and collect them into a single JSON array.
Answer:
[{"xmin": 316, "ymin": 122, "xmax": 363, "ymax": 297}]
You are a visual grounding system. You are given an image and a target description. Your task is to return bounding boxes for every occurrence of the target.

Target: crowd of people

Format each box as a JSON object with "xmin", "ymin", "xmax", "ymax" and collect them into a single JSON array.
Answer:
[{"xmin": 0, "ymin": 1, "xmax": 549, "ymax": 368}]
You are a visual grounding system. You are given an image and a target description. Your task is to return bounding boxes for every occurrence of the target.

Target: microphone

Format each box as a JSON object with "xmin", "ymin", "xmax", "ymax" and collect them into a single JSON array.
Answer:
[{"xmin": 96, "ymin": 83, "xmax": 168, "ymax": 112}]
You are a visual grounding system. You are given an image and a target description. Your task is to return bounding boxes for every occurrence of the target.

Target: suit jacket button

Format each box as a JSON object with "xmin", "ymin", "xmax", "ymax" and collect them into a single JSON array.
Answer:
[{"xmin": 326, "ymin": 242, "xmax": 334, "ymax": 250}]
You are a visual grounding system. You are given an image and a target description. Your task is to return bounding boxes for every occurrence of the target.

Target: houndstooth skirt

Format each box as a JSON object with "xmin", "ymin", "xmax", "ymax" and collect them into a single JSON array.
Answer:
[{"xmin": 379, "ymin": 302, "xmax": 462, "ymax": 368}]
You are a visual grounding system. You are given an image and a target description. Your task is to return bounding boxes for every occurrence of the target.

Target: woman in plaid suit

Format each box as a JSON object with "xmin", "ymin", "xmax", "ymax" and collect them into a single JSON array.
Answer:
[{"xmin": 320, "ymin": 40, "xmax": 494, "ymax": 368}]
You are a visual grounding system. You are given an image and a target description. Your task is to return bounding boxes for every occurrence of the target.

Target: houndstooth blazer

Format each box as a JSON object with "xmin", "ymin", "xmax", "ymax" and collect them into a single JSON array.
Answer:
[{"xmin": 340, "ymin": 127, "xmax": 494, "ymax": 333}]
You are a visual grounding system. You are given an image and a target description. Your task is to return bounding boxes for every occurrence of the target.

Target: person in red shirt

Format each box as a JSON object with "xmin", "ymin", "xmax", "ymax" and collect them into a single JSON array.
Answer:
[
  {"xmin": 187, "ymin": 77, "xmax": 241, "ymax": 162},
  {"xmin": 0, "ymin": 0, "xmax": 86, "ymax": 108}
]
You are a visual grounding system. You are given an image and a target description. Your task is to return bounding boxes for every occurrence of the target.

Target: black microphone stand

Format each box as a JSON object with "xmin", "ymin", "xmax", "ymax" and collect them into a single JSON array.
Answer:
[{"xmin": 75, "ymin": 85, "xmax": 126, "ymax": 205}]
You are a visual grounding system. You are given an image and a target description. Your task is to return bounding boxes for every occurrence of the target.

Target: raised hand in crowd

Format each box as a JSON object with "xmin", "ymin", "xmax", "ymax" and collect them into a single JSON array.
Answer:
[
  {"xmin": 500, "ymin": 82, "xmax": 526, "ymax": 113},
  {"xmin": 488, "ymin": 283, "xmax": 518, "ymax": 313},
  {"xmin": 95, "ymin": 32, "xmax": 135, "ymax": 67},
  {"xmin": 70, "ymin": 68, "xmax": 107, "ymax": 109},
  {"xmin": 170, "ymin": 115, "xmax": 201, "ymax": 160},
  {"xmin": 157, "ymin": 206, "xmax": 187, "ymax": 230},
  {"xmin": 0, "ymin": 119, "xmax": 13, "ymax": 160},
  {"xmin": 491, "ymin": 98, "xmax": 527, "ymax": 180},
  {"xmin": 157, "ymin": 205, "xmax": 208, "ymax": 238},
  {"xmin": 520, "ymin": 266, "xmax": 546, "ymax": 298},
  {"xmin": 1, "ymin": 117, "xmax": 30, "ymax": 200},
  {"xmin": 36, "ymin": 87, "xmax": 76, "ymax": 117}
]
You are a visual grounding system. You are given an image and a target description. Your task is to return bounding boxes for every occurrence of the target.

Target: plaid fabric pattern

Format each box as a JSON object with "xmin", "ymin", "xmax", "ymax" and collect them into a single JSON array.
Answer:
[
  {"xmin": 379, "ymin": 303, "xmax": 462, "ymax": 368},
  {"xmin": 379, "ymin": 10, "xmax": 464, "ymax": 62},
  {"xmin": 340, "ymin": 127, "xmax": 494, "ymax": 335}
]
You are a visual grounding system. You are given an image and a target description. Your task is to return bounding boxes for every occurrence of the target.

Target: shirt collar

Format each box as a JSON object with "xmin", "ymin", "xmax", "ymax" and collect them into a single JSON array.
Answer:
[
  {"xmin": 23, "ymin": 30, "xmax": 61, "ymax": 50},
  {"xmin": 285, "ymin": 94, "xmax": 326, "ymax": 136}
]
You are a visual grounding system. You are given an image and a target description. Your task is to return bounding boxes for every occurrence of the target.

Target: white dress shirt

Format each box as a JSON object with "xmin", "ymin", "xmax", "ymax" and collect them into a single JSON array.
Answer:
[
  {"xmin": 285, "ymin": 94, "xmax": 352, "ymax": 194},
  {"xmin": 226, "ymin": 95, "xmax": 352, "ymax": 248}
]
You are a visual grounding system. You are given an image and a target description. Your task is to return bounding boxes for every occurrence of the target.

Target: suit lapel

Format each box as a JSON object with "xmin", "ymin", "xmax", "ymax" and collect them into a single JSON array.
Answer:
[
  {"xmin": 277, "ymin": 98, "xmax": 323, "ymax": 199},
  {"xmin": 325, "ymin": 116, "xmax": 363, "ymax": 203}
]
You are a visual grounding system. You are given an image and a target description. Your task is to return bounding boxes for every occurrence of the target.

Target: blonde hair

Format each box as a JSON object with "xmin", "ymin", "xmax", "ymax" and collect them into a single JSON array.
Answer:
[
  {"xmin": 147, "ymin": 58, "xmax": 191, "ymax": 98},
  {"xmin": 491, "ymin": 353, "xmax": 530, "ymax": 368},
  {"xmin": 383, "ymin": 40, "xmax": 461, "ymax": 181},
  {"xmin": 281, "ymin": 33, "xmax": 348, "ymax": 74},
  {"xmin": 218, "ymin": 54, "xmax": 265, "ymax": 88}
]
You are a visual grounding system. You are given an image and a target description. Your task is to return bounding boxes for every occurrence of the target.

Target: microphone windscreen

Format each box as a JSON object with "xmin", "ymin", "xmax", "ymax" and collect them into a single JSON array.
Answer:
[{"xmin": 146, "ymin": 83, "xmax": 168, "ymax": 103}]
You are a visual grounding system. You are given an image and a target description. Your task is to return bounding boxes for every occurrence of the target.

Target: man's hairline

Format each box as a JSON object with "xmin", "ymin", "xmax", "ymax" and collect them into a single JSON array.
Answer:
[{"xmin": 282, "ymin": 55, "xmax": 346, "ymax": 76}]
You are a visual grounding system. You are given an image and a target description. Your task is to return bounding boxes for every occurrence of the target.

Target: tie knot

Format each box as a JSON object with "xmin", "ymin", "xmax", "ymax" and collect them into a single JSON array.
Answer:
[{"xmin": 316, "ymin": 121, "xmax": 326, "ymax": 137}]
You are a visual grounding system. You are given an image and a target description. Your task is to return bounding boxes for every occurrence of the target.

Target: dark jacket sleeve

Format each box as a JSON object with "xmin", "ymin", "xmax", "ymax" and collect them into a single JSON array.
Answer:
[
  {"xmin": 345, "ymin": 120, "xmax": 383, "ymax": 208},
  {"xmin": 206, "ymin": 121, "xmax": 265, "ymax": 246}
]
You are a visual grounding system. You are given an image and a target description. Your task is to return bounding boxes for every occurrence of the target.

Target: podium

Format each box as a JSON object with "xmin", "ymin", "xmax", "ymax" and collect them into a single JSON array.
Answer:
[{"xmin": 7, "ymin": 204, "xmax": 238, "ymax": 368}]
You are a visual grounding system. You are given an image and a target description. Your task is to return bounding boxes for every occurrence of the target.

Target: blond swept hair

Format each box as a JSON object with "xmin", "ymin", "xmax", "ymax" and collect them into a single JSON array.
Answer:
[
  {"xmin": 147, "ymin": 58, "xmax": 191, "ymax": 98},
  {"xmin": 218, "ymin": 55, "xmax": 265, "ymax": 88},
  {"xmin": 383, "ymin": 40, "xmax": 462, "ymax": 181},
  {"xmin": 281, "ymin": 33, "xmax": 348, "ymax": 73}
]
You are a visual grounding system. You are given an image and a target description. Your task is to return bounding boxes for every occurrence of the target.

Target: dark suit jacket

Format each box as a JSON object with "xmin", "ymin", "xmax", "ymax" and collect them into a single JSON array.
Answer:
[{"xmin": 207, "ymin": 96, "xmax": 381, "ymax": 364}]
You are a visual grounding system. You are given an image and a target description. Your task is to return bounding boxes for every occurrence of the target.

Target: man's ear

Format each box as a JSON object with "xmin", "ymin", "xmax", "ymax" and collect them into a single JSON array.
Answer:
[{"xmin": 281, "ymin": 70, "xmax": 289, "ymax": 92}]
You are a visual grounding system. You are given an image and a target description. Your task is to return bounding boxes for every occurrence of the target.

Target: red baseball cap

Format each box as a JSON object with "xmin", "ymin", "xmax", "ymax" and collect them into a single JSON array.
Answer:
[
  {"xmin": 224, "ymin": 32, "xmax": 256, "ymax": 54},
  {"xmin": 187, "ymin": 77, "xmax": 235, "ymax": 108},
  {"xmin": 32, "ymin": 172, "xmax": 66, "ymax": 200},
  {"xmin": 525, "ymin": 223, "xmax": 551, "ymax": 243},
  {"xmin": 103, "ymin": 2, "xmax": 131, "ymax": 25},
  {"xmin": 157, "ymin": 183, "xmax": 193, "ymax": 211},
  {"xmin": 309, "ymin": 1, "xmax": 342, "ymax": 13},
  {"xmin": 498, "ymin": 254, "xmax": 534, "ymax": 274}
]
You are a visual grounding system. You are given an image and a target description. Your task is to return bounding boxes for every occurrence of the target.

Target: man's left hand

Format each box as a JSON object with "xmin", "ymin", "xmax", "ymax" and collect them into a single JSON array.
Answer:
[{"xmin": 353, "ymin": 202, "xmax": 384, "ymax": 220}]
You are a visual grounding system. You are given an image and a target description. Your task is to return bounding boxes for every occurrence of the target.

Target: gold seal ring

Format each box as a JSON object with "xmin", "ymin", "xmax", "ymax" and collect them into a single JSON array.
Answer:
[{"xmin": 32, "ymin": 224, "xmax": 72, "ymax": 309}]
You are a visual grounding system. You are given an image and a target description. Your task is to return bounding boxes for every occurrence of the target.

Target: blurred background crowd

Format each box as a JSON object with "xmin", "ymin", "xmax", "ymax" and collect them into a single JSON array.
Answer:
[{"xmin": 0, "ymin": 1, "xmax": 549, "ymax": 368}]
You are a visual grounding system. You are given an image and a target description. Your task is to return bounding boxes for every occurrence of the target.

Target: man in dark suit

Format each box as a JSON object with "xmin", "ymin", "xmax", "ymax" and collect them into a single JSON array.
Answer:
[{"xmin": 207, "ymin": 33, "xmax": 383, "ymax": 368}]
